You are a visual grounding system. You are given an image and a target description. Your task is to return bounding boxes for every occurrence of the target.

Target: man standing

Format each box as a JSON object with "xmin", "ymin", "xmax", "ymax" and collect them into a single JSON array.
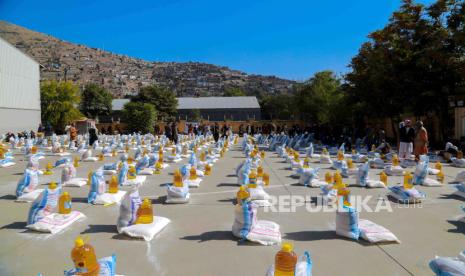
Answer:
[
  {"xmin": 37, "ymin": 123, "xmax": 44, "ymax": 134},
  {"xmin": 44, "ymin": 122, "xmax": 53, "ymax": 138},
  {"xmin": 221, "ymin": 123, "xmax": 229, "ymax": 139},
  {"xmin": 213, "ymin": 123, "xmax": 220, "ymax": 142},
  {"xmin": 414, "ymin": 120, "xmax": 428, "ymax": 160},
  {"xmin": 165, "ymin": 123, "xmax": 172, "ymax": 141},
  {"xmin": 171, "ymin": 122, "xmax": 179, "ymax": 144},
  {"xmin": 399, "ymin": 120, "xmax": 415, "ymax": 159},
  {"xmin": 88, "ymin": 127, "xmax": 98, "ymax": 147},
  {"xmin": 70, "ymin": 123, "xmax": 77, "ymax": 144}
]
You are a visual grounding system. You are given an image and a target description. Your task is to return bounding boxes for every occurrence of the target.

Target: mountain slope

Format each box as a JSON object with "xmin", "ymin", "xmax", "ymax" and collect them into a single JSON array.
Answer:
[{"xmin": 0, "ymin": 20, "xmax": 295, "ymax": 97}]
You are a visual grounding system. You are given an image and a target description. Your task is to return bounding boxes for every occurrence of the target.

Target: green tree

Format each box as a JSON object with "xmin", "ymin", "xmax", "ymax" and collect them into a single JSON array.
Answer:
[
  {"xmin": 132, "ymin": 85, "xmax": 178, "ymax": 120},
  {"xmin": 224, "ymin": 87, "xmax": 246, "ymax": 97},
  {"xmin": 295, "ymin": 71, "xmax": 345, "ymax": 125},
  {"xmin": 190, "ymin": 109, "xmax": 201, "ymax": 122},
  {"xmin": 80, "ymin": 83, "xmax": 112, "ymax": 118},
  {"xmin": 40, "ymin": 80, "xmax": 82, "ymax": 133},
  {"xmin": 260, "ymin": 94, "xmax": 294, "ymax": 120},
  {"xmin": 122, "ymin": 102, "xmax": 156, "ymax": 133},
  {"xmin": 345, "ymin": 0, "xmax": 465, "ymax": 143}
]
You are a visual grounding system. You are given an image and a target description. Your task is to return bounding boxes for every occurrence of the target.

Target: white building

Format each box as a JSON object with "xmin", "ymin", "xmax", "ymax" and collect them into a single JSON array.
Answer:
[{"xmin": 0, "ymin": 37, "xmax": 41, "ymax": 134}]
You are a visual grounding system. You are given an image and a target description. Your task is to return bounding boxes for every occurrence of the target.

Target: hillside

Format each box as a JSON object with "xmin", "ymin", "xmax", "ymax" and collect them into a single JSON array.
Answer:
[{"xmin": 0, "ymin": 21, "xmax": 295, "ymax": 98}]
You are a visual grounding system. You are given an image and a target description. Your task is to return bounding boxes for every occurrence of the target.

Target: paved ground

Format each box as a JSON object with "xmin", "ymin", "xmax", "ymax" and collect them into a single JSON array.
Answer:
[{"xmin": 0, "ymin": 142, "xmax": 463, "ymax": 275}]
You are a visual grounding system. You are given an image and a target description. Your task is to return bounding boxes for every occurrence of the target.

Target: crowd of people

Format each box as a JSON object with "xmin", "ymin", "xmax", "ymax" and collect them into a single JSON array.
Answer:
[
  {"xmin": 5, "ymin": 118, "xmax": 463, "ymax": 164},
  {"xmin": 398, "ymin": 120, "xmax": 429, "ymax": 161}
]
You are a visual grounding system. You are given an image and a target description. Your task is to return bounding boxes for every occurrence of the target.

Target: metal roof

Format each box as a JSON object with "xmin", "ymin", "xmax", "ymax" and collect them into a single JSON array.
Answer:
[
  {"xmin": 177, "ymin": 97, "xmax": 260, "ymax": 110},
  {"xmin": 112, "ymin": 96, "xmax": 260, "ymax": 111}
]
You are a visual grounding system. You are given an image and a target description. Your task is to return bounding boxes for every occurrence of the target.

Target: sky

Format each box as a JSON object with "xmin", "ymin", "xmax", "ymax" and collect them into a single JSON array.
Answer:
[{"xmin": 0, "ymin": 0, "xmax": 434, "ymax": 81}]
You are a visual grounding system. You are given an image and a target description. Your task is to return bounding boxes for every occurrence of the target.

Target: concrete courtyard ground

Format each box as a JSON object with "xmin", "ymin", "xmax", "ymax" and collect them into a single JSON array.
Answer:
[{"xmin": 0, "ymin": 141, "xmax": 463, "ymax": 275}]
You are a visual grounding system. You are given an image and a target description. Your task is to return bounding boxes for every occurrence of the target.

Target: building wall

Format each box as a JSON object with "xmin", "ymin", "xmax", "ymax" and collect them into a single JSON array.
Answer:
[
  {"xmin": 177, "ymin": 108, "xmax": 261, "ymax": 121},
  {"xmin": 0, "ymin": 38, "xmax": 40, "ymax": 134},
  {"xmin": 96, "ymin": 119, "xmax": 304, "ymax": 134}
]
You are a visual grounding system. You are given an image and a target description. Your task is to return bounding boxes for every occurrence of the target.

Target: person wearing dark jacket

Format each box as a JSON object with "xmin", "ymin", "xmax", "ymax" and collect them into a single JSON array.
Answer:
[
  {"xmin": 165, "ymin": 124, "xmax": 172, "ymax": 141},
  {"xmin": 213, "ymin": 123, "xmax": 220, "ymax": 142},
  {"xmin": 171, "ymin": 122, "xmax": 179, "ymax": 144},
  {"xmin": 44, "ymin": 123, "xmax": 53, "ymax": 137},
  {"xmin": 88, "ymin": 128, "xmax": 98, "ymax": 147},
  {"xmin": 399, "ymin": 120, "xmax": 415, "ymax": 159}
]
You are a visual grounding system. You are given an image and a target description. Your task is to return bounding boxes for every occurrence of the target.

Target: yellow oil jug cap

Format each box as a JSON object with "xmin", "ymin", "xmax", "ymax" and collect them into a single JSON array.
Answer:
[
  {"xmin": 49, "ymin": 182, "xmax": 57, "ymax": 189},
  {"xmin": 282, "ymin": 243, "xmax": 293, "ymax": 252},
  {"xmin": 75, "ymin": 237, "xmax": 84, "ymax": 247}
]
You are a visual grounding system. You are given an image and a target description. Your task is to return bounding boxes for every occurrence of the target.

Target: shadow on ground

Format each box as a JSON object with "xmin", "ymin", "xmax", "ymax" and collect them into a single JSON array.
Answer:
[
  {"xmin": 1, "ymin": 221, "xmax": 27, "ymax": 230},
  {"xmin": 81, "ymin": 224, "xmax": 117, "ymax": 234},
  {"xmin": 72, "ymin": 197, "xmax": 88, "ymax": 203},
  {"xmin": 0, "ymin": 194, "xmax": 16, "ymax": 200},
  {"xmin": 284, "ymin": 230, "xmax": 339, "ymax": 241},
  {"xmin": 447, "ymin": 220, "xmax": 465, "ymax": 234},
  {"xmin": 180, "ymin": 230, "xmax": 235, "ymax": 242},
  {"xmin": 112, "ymin": 233, "xmax": 142, "ymax": 240},
  {"xmin": 217, "ymin": 183, "xmax": 239, "ymax": 187},
  {"xmin": 439, "ymin": 194, "xmax": 465, "ymax": 202},
  {"xmin": 152, "ymin": 196, "xmax": 167, "ymax": 205},
  {"xmin": 217, "ymin": 198, "xmax": 236, "ymax": 204}
]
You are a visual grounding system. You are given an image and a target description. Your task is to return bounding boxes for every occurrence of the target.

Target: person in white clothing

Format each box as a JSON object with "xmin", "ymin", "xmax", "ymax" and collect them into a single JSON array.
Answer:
[{"xmin": 398, "ymin": 120, "xmax": 415, "ymax": 159}]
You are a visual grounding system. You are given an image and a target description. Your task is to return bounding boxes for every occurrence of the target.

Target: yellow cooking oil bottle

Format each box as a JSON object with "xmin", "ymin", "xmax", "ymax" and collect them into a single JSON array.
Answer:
[
  {"xmin": 403, "ymin": 172, "xmax": 413, "ymax": 189},
  {"xmin": 236, "ymin": 186, "xmax": 250, "ymax": 204},
  {"xmin": 44, "ymin": 162, "xmax": 53, "ymax": 175},
  {"xmin": 437, "ymin": 170, "xmax": 445, "ymax": 183},
  {"xmin": 248, "ymin": 169, "xmax": 257, "ymax": 188},
  {"xmin": 334, "ymin": 170, "xmax": 342, "ymax": 186},
  {"xmin": 87, "ymin": 171, "xmax": 93, "ymax": 185},
  {"xmin": 274, "ymin": 243, "xmax": 298, "ymax": 276},
  {"xmin": 200, "ymin": 151, "xmax": 206, "ymax": 162},
  {"xmin": 59, "ymin": 192, "xmax": 72, "ymax": 214},
  {"xmin": 347, "ymin": 158, "xmax": 354, "ymax": 169},
  {"xmin": 338, "ymin": 188, "xmax": 351, "ymax": 206},
  {"xmin": 380, "ymin": 171, "xmax": 388, "ymax": 186},
  {"xmin": 293, "ymin": 151, "xmax": 300, "ymax": 163},
  {"xmin": 173, "ymin": 169, "xmax": 183, "ymax": 187},
  {"xmin": 204, "ymin": 163, "xmax": 212, "ymax": 176},
  {"xmin": 263, "ymin": 172, "xmax": 270, "ymax": 186},
  {"xmin": 74, "ymin": 156, "xmax": 80, "ymax": 168},
  {"xmin": 135, "ymin": 198, "xmax": 153, "ymax": 224},
  {"xmin": 325, "ymin": 171, "xmax": 333, "ymax": 184},
  {"xmin": 337, "ymin": 150, "xmax": 344, "ymax": 161},
  {"xmin": 189, "ymin": 166, "xmax": 197, "ymax": 180},
  {"xmin": 392, "ymin": 154, "xmax": 400, "ymax": 166},
  {"xmin": 108, "ymin": 175, "xmax": 118, "ymax": 194},
  {"xmin": 158, "ymin": 149, "xmax": 164, "ymax": 163},
  {"xmin": 71, "ymin": 237, "xmax": 100, "ymax": 276},
  {"xmin": 154, "ymin": 161, "xmax": 162, "ymax": 174},
  {"xmin": 257, "ymin": 164, "xmax": 264, "ymax": 178},
  {"xmin": 127, "ymin": 166, "xmax": 136, "ymax": 180}
]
